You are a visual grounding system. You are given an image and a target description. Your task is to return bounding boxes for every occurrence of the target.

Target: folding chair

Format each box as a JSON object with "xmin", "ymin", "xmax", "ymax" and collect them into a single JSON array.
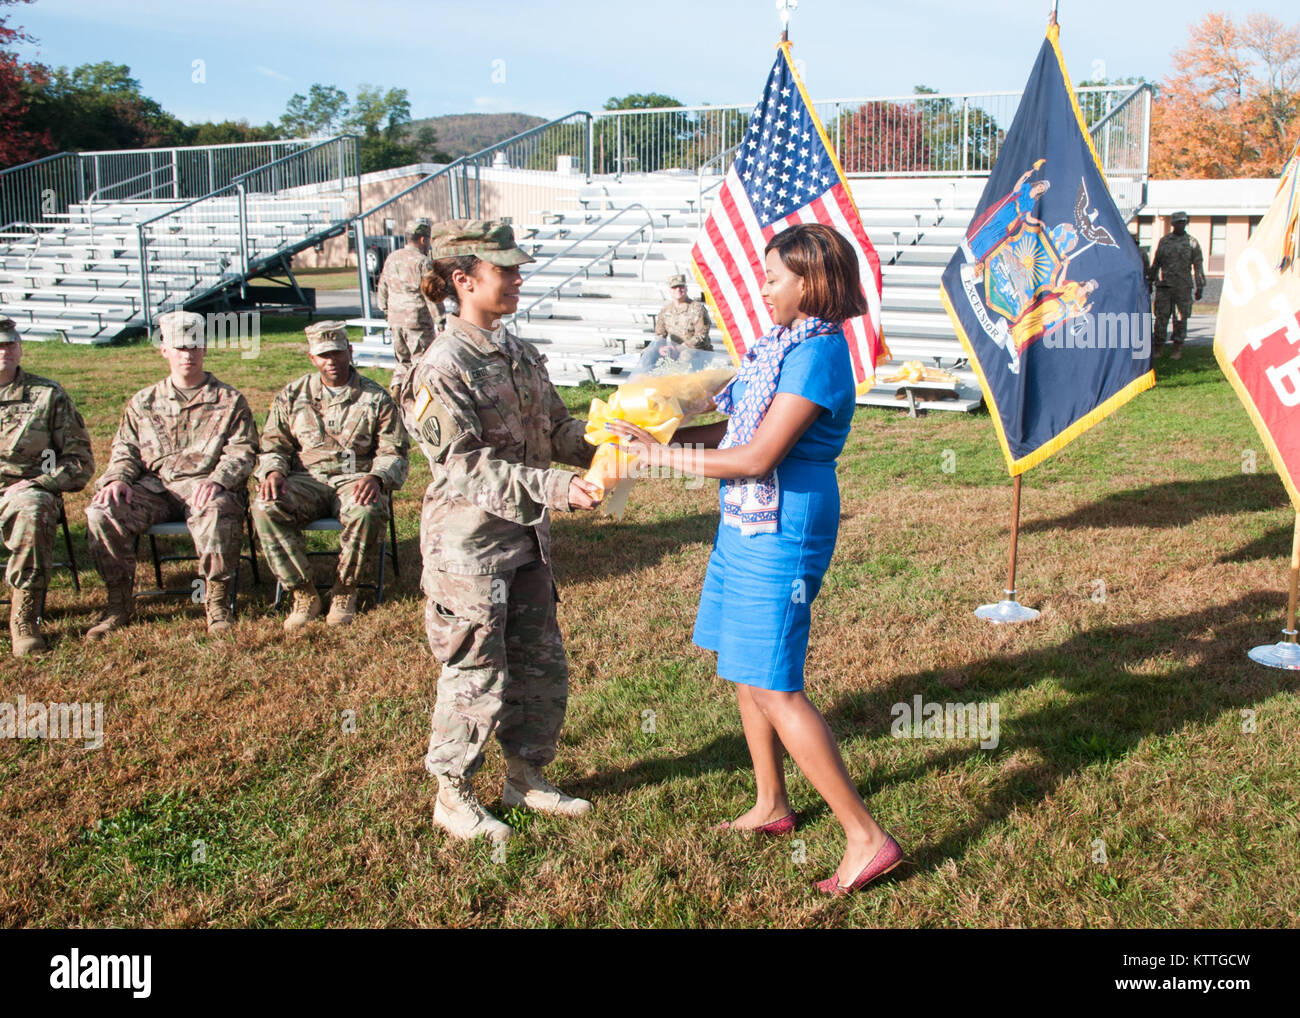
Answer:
[
  {"xmin": 271, "ymin": 492, "xmax": 400, "ymax": 610},
  {"xmin": 0, "ymin": 493, "xmax": 80, "ymax": 618},
  {"xmin": 134, "ymin": 501, "xmax": 260, "ymax": 615}
]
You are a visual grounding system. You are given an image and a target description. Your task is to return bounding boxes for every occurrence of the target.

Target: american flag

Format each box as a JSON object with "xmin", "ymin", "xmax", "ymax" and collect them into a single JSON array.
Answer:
[{"xmin": 691, "ymin": 43, "xmax": 886, "ymax": 388}]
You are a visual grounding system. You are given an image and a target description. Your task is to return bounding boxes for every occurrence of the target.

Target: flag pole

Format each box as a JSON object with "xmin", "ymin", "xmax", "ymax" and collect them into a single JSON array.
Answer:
[
  {"xmin": 1248, "ymin": 512, "xmax": 1300, "ymax": 668},
  {"xmin": 976, "ymin": 475, "xmax": 1041, "ymax": 624},
  {"xmin": 777, "ymin": 0, "xmax": 797, "ymax": 43}
]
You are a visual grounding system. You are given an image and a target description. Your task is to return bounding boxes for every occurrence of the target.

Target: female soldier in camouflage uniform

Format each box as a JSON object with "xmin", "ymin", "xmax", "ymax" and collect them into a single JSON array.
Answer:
[{"xmin": 406, "ymin": 219, "xmax": 601, "ymax": 842}]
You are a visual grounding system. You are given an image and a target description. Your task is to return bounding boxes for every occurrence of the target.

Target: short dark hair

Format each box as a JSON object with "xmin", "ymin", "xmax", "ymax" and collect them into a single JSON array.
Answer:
[{"xmin": 764, "ymin": 223, "xmax": 868, "ymax": 323}]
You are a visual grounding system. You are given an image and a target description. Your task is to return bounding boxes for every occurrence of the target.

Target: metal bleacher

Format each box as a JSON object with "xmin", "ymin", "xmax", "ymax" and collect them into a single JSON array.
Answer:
[
  {"xmin": 355, "ymin": 173, "xmax": 986, "ymax": 410},
  {"xmin": 0, "ymin": 138, "xmax": 359, "ymax": 343}
]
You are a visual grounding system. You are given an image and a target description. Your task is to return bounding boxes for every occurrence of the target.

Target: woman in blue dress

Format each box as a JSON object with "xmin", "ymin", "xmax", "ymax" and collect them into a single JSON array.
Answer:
[{"xmin": 608, "ymin": 223, "xmax": 902, "ymax": 895}]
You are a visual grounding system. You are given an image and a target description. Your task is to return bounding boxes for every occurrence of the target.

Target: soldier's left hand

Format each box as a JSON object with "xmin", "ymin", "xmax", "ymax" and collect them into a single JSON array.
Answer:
[
  {"xmin": 352, "ymin": 474, "xmax": 382, "ymax": 506},
  {"xmin": 193, "ymin": 480, "xmax": 224, "ymax": 510},
  {"xmin": 1195, "ymin": 288, "xmax": 1204, "ymax": 301}
]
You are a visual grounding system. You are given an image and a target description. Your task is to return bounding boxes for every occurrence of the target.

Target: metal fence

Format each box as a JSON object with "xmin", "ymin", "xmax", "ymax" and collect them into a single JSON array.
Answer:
[
  {"xmin": 135, "ymin": 138, "xmax": 360, "ymax": 327},
  {"xmin": 0, "ymin": 139, "xmax": 317, "ymax": 232},
  {"xmin": 592, "ymin": 86, "xmax": 1142, "ymax": 178}
]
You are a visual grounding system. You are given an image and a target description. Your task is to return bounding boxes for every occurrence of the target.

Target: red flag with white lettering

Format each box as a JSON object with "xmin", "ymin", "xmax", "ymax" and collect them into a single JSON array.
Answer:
[{"xmin": 1214, "ymin": 147, "xmax": 1300, "ymax": 508}]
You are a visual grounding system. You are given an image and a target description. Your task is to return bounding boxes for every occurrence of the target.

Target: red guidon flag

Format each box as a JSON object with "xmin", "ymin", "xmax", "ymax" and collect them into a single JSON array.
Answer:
[
  {"xmin": 1214, "ymin": 144, "xmax": 1300, "ymax": 507},
  {"xmin": 691, "ymin": 42, "xmax": 887, "ymax": 389}
]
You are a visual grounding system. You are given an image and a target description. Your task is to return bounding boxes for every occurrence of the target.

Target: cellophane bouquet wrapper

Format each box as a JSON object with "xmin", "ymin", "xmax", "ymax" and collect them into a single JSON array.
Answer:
[{"xmin": 583, "ymin": 345, "xmax": 736, "ymax": 518}]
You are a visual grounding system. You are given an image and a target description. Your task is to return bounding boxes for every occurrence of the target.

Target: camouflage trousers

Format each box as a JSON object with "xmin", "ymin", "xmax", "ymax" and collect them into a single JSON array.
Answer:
[
  {"xmin": 252, "ymin": 473, "xmax": 388, "ymax": 591},
  {"xmin": 0, "ymin": 485, "xmax": 59, "ymax": 594},
  {"xmin": 1154, "ymin": 287, "xmax": 1193, "ymax": 351},
  {"xmin": 85, "ymin": 480, "xmax": 245, "ymax": 586},
  {"xmin": 423, "ymin": 560, "xmax": 569, "ymax": 780},
  {"xmin": 390, "ymin": 324, "xmax": 436, "ymax": 403}
]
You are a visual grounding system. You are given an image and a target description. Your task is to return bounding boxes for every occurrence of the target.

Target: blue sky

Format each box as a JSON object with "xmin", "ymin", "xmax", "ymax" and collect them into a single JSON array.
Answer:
[{"xmin": 11, "ymin": 0, "xmax": 1294, "ymax": 125}]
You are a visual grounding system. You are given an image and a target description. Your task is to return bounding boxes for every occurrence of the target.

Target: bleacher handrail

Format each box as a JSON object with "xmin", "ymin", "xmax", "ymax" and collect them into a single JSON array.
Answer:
[
  {"xmin": 230, "ymin": 135, "xmax": 359, "ymax": 190},
  {"xmin": 88, "ymin": 163, "xmax": 176, "ymax": 203},
  {"xmin": 696, "ymin": 141, "xmax": 742, "ymax": 228},
  {"xmin": 512, "ymin": 203, "xmax": 656, "ymax": 323}
]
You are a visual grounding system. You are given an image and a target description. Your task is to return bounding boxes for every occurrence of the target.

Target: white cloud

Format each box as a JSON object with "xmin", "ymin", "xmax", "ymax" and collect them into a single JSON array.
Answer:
[{"xmin": 255, "ymin": 66, "xmax": 291, "ymax": 82}]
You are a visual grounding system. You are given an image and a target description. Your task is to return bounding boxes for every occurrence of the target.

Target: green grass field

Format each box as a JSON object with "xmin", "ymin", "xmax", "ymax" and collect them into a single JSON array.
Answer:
[{"xmin": 3, "ymin": 317, "xmax": 1297, "ymax": 928}]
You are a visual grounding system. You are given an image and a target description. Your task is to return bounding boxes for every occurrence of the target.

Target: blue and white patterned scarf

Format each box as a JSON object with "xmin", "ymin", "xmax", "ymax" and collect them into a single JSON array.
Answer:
[{"xmin": 715, "ymin": 315, "xmax": 838, "ymax": 535}]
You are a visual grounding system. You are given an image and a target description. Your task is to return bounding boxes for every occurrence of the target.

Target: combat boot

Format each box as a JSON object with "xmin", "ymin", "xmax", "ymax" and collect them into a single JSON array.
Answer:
[
  {"xmin": 325, "ymin": 585, "xmax": 358, "ymax": 627},
  {"xmin": 503, "ymin": 757, "xmax": 592, "ymax": 817},
  {"xmin": 85, "ymin": 582, "xmax": 133, "ymax": 641},
  {"xmin": 434, "ymin": 775, "xmax": 513, "ymax": 842},
  {"xmin": 205, "ymin": 578, "xmax": 235, "ymax": 635},
  {"xmin": 9, "ymin": 589, "xmax": 48, "ymax": 657},
  {"xmin": 283, "ymin": 588, "xmax": 322, "ymax": 632}
]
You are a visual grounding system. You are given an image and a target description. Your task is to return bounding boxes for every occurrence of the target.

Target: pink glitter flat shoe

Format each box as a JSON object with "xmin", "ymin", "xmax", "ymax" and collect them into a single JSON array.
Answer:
[
  {"xmin": 816, "ymin": 834, "xmax": 904, "ymax": 896},
  {"xmin": 714, "ymin": 811, "xmax": 797, "ymax": 836}
]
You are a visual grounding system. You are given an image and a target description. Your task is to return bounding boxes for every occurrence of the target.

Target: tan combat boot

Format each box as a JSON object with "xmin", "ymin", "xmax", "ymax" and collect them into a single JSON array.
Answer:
[
  {"xmin": 325, "ymin": 584, "xmax": 358, "ymax": 627},
  {"xmin": 9, "ymin": 589, "xmax": 48, "ymax": 657},
  {"xmin": 434, "ymin": 775, "xmax": 513, "ymax": 842},
  {"xmin": 205, "ymin": 578, "xmax": 235, "ymax": 635},
  {"xmin": 85, "ymin": 582, "xmax": 133, "ymax": 641},
  {"xmin": 283, "ymin": 588, "xmax": 322, "ymax": 632},
  {"xmin": 503, "ymin": 757, "xmax": 592, "ymax": 817}
]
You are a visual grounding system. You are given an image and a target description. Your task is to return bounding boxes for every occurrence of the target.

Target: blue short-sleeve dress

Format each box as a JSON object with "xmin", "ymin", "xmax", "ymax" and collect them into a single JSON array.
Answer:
[{"xmin": 692, "ymin": 330, "xmax": 857, "ymax": 691}]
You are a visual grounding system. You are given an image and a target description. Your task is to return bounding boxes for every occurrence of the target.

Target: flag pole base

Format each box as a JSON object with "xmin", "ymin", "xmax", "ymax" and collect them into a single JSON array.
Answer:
[
  {"xmin": 1247, "ymin": 630, "xmax": 1300, "ymax": 670},
  {"xmin": 975, "ymin": 589, "xmax": 1040, "ymax": 624}
]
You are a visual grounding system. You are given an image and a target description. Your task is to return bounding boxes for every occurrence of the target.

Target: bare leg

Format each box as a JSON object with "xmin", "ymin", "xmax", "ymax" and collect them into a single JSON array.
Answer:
[
  {"xmin": 728, "ymin": 683, "xmax": 792, "ymax": 829},
  {"xmin": 750, "ymin": 687, "xmax": 888, "ymax": 883}
]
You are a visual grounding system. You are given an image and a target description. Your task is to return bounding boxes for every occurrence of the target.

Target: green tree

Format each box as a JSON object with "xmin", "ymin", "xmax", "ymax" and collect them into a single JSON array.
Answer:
[
  {"xmin": 595, "ymin": 92, "xmax": 690, "ymax": 173},
  {"xmin": 280, "ymin": 84, "xmax": 350, "ymax": 137},
  {"xmin": 182, "ymin": 119, "xmax": 279, "ymax": 146},
  {"xmin": 20, "ymin": 60, "xmax": 186, "ymax": 153},
  {"xmin": 910, "ymin": 85, "xmax": 1002, "ymax": 174}
]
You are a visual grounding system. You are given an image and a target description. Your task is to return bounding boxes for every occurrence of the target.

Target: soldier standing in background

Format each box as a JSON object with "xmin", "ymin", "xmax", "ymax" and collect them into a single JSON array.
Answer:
[
  {"xmin": 377, "ymin": 218, "xmax": 443, "ymax": 405},
  {"xmin": 252, "ymin": 321, "xmax": 409, "ymax": 631},
  {"xmin": 1148, "ymin": 211, "xmax": 1205, "ymax": 361},
  {"xmin": 654, "ymin": 273, "xmax": 713, "ymax": 351},
  {"xmin": 409, "ymin": 219, "xmax": 602, "ymax": 843},
  {"xmin": 84, "ymin": 311, "xmax": 258, "ymax": 638},
  {"xmin": 0, "ymin": 319, "xmax": 94, "ymax": 656}
]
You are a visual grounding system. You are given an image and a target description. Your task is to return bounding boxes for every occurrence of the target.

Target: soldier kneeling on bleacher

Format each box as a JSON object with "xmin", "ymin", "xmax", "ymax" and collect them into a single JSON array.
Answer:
[
  {"xmin": 0, "ymin": 319, "xmax": 95, "ymax": 657},
  {"xmin": 85, "ymin": 310, "xmax": 259, "ymax": 639},
  {"xmin": 252, "ymin": 321, "xmax": 409, "ymax": 631}
]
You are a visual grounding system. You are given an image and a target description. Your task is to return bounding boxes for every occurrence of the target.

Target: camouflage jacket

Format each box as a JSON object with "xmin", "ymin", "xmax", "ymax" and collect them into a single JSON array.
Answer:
[
  {"xmin": 408, "ymin": 315, "xmax": 594, "ymax": 574},
  {"xmin": 256, "ymin": 369, "xmax": 409, "ymax": 493},
  {"xmin": 97, "ymin": 373, "xmax": 259, "ymax": 497},
  {"xmin": 377, "ymin": 245, "xmax": 438, "ymax": 329},
  {"xmin": 0, "ymin": 367, "xmax": 94, "ymax": 495},
  {"xmin": 655, "ymin": 299, "xmax": 712, "ymax": 349},
  {"xmin": 1149, "ymin": 232, "xmax": 1206, "ymax": 292}
]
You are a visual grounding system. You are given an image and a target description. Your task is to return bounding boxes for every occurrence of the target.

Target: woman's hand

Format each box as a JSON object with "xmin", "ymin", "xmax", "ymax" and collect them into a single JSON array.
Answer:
[
  {"xmin": 604, "ymin": 420, "xmax": 667, "ymax": 468},
  {"xmin": 568, "ymin": 477, "xmax": 604, "ymax": 510}
]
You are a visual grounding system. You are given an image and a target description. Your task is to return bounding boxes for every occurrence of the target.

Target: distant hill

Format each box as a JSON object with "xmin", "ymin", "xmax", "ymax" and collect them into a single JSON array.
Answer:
[{"xmin": 407, "ymin": 113, "xmax": 547, "ymax": 160}]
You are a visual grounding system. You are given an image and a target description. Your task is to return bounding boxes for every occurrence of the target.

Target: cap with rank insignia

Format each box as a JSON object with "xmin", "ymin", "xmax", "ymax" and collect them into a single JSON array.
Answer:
[{"xmin": 305, "ymin": 320, "xmax": 351, "ymax": 354}]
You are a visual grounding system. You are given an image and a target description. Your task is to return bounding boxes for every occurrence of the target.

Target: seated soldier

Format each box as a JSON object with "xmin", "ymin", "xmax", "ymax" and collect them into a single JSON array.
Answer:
[
  {"xmin": 85, "ymin": 310, "xmax": 259, "ymax": 638},
  {"xmin": 0, "ymin": 318, "xmax": 95, "ymax": 656},
  {"xmin": 252, "ymin": 321, "xmax": 409, "ymax": 630},
  {"xmin": 654, "ymin": 273, "xmax": 713, "ymax": 351}
]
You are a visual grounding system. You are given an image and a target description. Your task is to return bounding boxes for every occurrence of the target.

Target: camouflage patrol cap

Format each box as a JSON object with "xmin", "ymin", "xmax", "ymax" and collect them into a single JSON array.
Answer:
[
  {"xmin": 304, "ymin": 320, "xmax": 350, "ymax": 354},
  {"xmin": 0, "ymin": 318, "xmax": 19, "ymax": 342},
  {"xmin": 429, "ymin": 219, "xmax": 534, "ymax": 267},
  {"xmin": 667, "ymin": 274, "xmax": 687, "ymax": 288},
  {"xmin": 157, "ymin": 310, "xmax": 206, "ymax": 349},
  {"xmin": 1171, "ymin": 210, "xmax": 1189, "ymax": 224},
  {"xmin": 407, "ymin": 217, "xmax": 432, "ymax": 238}
]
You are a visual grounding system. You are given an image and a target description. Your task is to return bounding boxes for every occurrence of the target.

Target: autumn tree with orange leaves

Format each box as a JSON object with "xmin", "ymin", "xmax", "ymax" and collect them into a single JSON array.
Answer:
[{"xmin": 1151, "ymin": 11, "xmax": 1300, "ymax": 179}]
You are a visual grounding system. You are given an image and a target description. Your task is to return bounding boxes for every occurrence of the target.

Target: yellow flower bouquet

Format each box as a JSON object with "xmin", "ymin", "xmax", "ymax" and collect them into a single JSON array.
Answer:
[{"xmin": 583, "ymin": 346, "xmax": 736, "ymax": 517}]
